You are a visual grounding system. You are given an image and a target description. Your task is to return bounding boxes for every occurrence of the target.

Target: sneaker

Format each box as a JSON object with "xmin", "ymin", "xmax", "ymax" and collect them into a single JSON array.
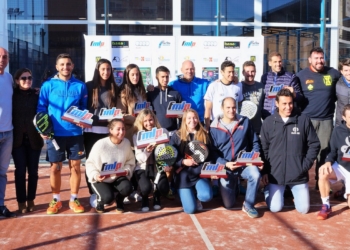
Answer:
[
  {"xmin": 116, "ymin": 207, "xmax": 124, "ymax": 214},
  {"xmin": 90, "ymin": 194, "xmax": 97, "ymax": 208},
  {"xmin": 166, "ymin": 189, "xmax": 175, "ymax": 200},
  {"xmin": 0, "ymin": 206, "xmax": 16, "ymax": 218},
  {"xmin": 95, "ymin": 202, "xmax": 105, "ymax": 213},
  {"xmin": 153, "ymin": 192, "xmax": 161, "ymax": 210},
  {"xmin": 18, "ymin": 202, "xmax": 27, "ymax": 214},
  {"xmin": 69, "ymin": 198, "xmax": 85, "ymax": 213},
  {"xmin": 196, "ymin": 199, "xmax": 203, "ymax": 211},
  {"xmin": 130, "ymin": 191, "xmax": 142, "ymax": 202},
  {"xmin": 141, "ymin": 196, "xmax": 149, "ymax": 212},
  {"xmin": 47, "ymin": 199, "xmax": 62, "ymax": 215},
  {"xmin": 123, "ymin": 196, "xmax": 131, "ymax": 204},
  {"xmin": 317, "ymin": 204, "xmax": 332, "ymax": 220},
  {"xmin": 242, "ymin": 205, "xmax": 259, "ymax": 218}
]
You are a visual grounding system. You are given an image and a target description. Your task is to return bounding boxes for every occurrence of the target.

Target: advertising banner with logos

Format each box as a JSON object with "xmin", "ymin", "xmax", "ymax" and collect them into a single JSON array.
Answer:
[{"xmin": 84, "ymin": 35, "xmax": 264, "ymax": 86}]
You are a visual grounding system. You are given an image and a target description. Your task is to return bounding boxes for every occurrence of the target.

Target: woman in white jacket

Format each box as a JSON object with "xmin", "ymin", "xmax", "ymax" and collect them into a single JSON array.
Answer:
[{"xmin": 86, "ymin": 119, "xmax": 135, "ymax": 213}]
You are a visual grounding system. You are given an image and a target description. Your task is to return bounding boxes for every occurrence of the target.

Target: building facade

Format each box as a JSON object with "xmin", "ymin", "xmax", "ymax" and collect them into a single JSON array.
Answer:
[{"xmin": 0, "ymin": 0, "xmax": 345, "ymax": 87}]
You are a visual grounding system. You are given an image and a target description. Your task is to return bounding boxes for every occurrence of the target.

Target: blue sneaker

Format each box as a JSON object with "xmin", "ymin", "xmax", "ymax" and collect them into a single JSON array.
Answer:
[{"xmin": 242, "ymin": 205, "xmax": 259, "ymax": 218}]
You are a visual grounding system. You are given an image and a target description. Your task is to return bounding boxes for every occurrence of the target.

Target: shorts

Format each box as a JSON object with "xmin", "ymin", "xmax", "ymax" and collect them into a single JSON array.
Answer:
[
  {"xmin": 46, "ymin": 135, "xmax": 85, "ymax": 162},
  {"xmin": 330, "ymin": 162, "xmax": 350, "ymax": 198}
]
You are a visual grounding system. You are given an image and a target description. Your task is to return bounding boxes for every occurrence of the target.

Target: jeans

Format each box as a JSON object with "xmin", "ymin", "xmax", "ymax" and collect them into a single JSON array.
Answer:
[
  {"xmin": 0, "ymin": 130, "xmax": 13, "ymax": 206},
  {"xmin": 178, "ymin": 179, "xmax": 213, "ymax": 214},
  {"xmin": 220, "ymin": 166, "xmax": 261, "ymax": 209},
  {"xmin": 264, "ymin": 183, "xmax": 310, "ymax": 214},
  {"xmin": 311, "ymin": 119, "xmax": 333, "ymax": 180},
  {"xmin": 12, "ymin": 135, "xmax": 41, "ymax": 203}
]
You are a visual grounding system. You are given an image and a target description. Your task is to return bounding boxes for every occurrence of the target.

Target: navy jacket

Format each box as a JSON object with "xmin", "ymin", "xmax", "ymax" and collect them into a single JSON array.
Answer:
[
  {"xmin": 260, "ymin": 112, "xmax": 320, "ymax": 185},
  {"xmin": 209, "ymin": 115, "xmax": 260, "ymax": 175},
  {"xmin": 325, "ymin": 121, "xmax": 350, "ymax": 172},
  {"xmin": 147, "ymin": 86, "xmax": 182, "ymax": 131}
]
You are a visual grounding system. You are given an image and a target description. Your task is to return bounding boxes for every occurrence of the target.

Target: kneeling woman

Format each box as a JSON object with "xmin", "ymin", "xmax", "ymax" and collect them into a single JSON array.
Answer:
[
  {"xmin": 133, "ymin": 109, "xmax": 170, "ymax": 211},
  {"xmin": 170, "ymin": 109, "xmax": 213, "ymax": 214},
  {"xmin": 86, "ymin": 119, "xmax": 135, "ymax": 213}
]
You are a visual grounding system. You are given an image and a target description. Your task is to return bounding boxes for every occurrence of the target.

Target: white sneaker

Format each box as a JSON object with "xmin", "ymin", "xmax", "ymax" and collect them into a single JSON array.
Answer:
[
  {"xmin": 123, "ymin": 196, "xmax": 131, "ymax": 204},
  {"xmin": 141, "ymin": 206, "xmax": 149, "ymax": 212},
  {"xmin": 134, "ymin": 193, "xmax": 142, "ymax": 202},
  {"xmin": 90, "ymin": 194, "xmax": 97, "ymax": 208},
  {"xmin": 153, "ymin": 204, "xmax": 161, "ymax": 210},
  {"xmin": 196, "ymin": 199, "xmax": 203, "ymax": 211}
]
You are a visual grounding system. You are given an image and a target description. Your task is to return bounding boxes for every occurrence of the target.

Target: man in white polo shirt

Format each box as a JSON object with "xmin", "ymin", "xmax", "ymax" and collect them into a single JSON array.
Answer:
[{"xmin": 204, "ymin": 60, "xmax": 243, "ymax": 130}]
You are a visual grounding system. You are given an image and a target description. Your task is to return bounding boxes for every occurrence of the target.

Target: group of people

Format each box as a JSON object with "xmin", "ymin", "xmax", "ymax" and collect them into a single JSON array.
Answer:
[{"xmin": 0, "ymin": 45, "xmax": 349, "ymax": 221}]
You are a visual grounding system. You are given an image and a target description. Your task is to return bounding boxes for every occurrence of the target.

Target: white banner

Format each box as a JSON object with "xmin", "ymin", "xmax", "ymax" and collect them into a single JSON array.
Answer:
[{"xmin": 84, "ymin": 35, "xmax": 264, "ymax": 85}]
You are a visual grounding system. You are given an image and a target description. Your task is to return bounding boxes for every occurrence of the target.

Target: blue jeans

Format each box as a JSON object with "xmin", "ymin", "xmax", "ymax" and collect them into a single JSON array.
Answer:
[
  {"xmin": 0, "ymin": 131, "xmax": 13, "ymax": 206},
  {"xmin": 178, "ymin": 179, "xmax": 213, "ymax": 214},
  {"xmin": 220, "ymin": 166, "xmax": 261, "ymax": 209},
  {"xmin": 12, "ymin": 135, "xmax": 41, "ymax": 203},
  {"xmin": 264, "ymin": 183, "xmax": 310, "ymax": 214}
]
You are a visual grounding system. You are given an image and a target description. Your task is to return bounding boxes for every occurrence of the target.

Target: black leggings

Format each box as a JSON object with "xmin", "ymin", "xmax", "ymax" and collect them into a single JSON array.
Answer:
[
  {"xmin": 91, "ymin": 176, "xmax": 132, "ymax": 205},
  {"xmin": 134, "ymin": 169, "xmax": 169, "ymax": 197},
  {"xmin": 84, "ymin": 132, "xmax": 108, "ymax": 195}
]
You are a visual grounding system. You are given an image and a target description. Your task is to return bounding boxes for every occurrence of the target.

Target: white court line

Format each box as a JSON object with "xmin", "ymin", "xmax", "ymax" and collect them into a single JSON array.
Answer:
[{"xmin": 189, "ymin": 214, "xmax": 215, "ymax": 250}]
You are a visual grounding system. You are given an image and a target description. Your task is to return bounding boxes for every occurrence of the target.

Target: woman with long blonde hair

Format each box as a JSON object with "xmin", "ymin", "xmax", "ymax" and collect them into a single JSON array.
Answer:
[
  {"xmin": 170, "ymin": 109, "xmax": 213, "ymax": 214},
  {"xmin": 133, "ymin": 108, "xmax": 170, "ymax": 211}
]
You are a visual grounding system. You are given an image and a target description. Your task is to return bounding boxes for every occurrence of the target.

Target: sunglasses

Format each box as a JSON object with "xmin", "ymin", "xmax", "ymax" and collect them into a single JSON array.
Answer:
[{"xmin": 20, "ymin": 76, "xmax": 33, "ymax": 81}]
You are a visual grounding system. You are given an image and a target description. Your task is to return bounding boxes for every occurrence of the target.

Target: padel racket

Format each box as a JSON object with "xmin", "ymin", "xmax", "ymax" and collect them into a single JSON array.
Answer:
[
  {"xmin": 239, "ymin": 100, "xmax": 258, "ymax": 120},
  {"xmin": 33, "ymin": 112, "xmax": 60, "ymax": 150},
  {"xmin": 154, "ymin": 144, "xmax": 177, "ymax": 184},
  {"xmin": 176, "ymin": 141, "xmax": 209, "ymax": 174}
]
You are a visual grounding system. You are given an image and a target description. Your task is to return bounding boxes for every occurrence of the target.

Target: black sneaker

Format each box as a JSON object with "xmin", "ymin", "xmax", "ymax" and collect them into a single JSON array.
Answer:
[
  {"xmin": 0, "ymin": 206, "xmax": 16, "ymax": 218},
  {"xmin": 95, "ymin": 202, "xmax": 105, "ymax": 213},
  {"xmin": 116, "ymin": 196, "xmax": 125, "ymax": 214},
  {"xmin": 141, "ymin": 196, "xmax": 149, "ymax": 212},
  {"xmin": 153, "ymin": 191, "xmax": 161, "ymax": 210}
]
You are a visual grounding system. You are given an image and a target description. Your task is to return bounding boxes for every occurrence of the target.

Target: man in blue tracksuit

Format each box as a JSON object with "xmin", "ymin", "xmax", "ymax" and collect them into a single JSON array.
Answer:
[
  {"xmin": 210, "ymin": 97, "xmax": 261, "ymax": 218},
  {"xmin": 37, "ymin": 53, "xmax": 87, "ymax": 214},
  {"xmin": 261, "ymin": 51, "xmax": 303, "ymax": 119},
  {"xmin": 260, "ymin": 88, "xmax": 320, "ymax": 214},
  {"xmin": 168, "ymin": 60, "xmax": 210, "ymax": 122}
]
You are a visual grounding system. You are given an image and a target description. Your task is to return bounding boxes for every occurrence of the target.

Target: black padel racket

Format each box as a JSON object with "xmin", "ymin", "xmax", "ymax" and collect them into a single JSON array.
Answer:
[
  {"xmin": 154, "ymin": 144, "xmax": 177, "ymax": 184},
  {"xmin": 33, "ymin": 112, "xmax": 60, "ymax": 150},
  {"xmin": 177, "ymin": 141, "xmax": 209, "ymax": 174}
]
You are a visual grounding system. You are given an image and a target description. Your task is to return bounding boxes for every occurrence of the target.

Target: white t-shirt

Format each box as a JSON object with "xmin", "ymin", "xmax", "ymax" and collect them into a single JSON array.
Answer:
[
  {"xmin": 0, "ymin": 72, "xmax": 13, "ymax": 131},
  {"xmin": 204, "ymin": 81, "xmax": 243, "ymax": 120}
]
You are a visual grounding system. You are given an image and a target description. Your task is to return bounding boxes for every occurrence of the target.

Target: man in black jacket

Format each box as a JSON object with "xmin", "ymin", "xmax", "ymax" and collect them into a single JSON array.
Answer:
[
  {"xmin": 260, "ymin": 89, "xmax": 320, "ymax": 214},
  {"xmin": 317, "ymin": 104, "xmax": 350, "ymax": 220}
]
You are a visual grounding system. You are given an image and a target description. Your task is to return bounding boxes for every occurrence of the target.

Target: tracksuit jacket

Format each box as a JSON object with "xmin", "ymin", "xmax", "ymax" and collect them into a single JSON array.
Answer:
[
  {"xmin": 260, "ymin": 112, "xmax": 320, "ymax": 185},
  {"xmin": 37, "ymin": 75, "xmax": 88, "ymax": 136},
  {"xmin": 261, "ymin": 69, "xmax": 303, "ymax": 119},
  {"xmin": 325, "ymin": 121, "xmax": 350, "ymax": 172},
  {"xmin": 209, "ymin": 114, "xmax": 260, "ymax": 175}
]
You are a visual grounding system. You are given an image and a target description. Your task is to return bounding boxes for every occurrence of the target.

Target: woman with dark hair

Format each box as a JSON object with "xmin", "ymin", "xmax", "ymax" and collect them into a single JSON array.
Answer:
[
  {"xmin": 84, "ymin": 59, "xmax": 119, "ymax": 201},
  {"xmin": 118, "ymin": 63, "xmax": 147, "ymax": 145},
  {"xmin": 12, "ymin": 68, "xmax": 43, "ymax": 213}
]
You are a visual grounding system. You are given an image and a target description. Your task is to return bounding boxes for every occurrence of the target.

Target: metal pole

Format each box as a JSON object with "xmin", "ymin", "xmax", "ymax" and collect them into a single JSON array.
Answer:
[
  {"xmin": 216, "ymin": 0, "xmax": 221, "ymax": 36},
  {"xmin": 320, "ymin": 0, "xmax": 326, "ymax": 48},
  {"xmin": 104, "ymin": 0, "xmax": 109, "ymax": 35}
]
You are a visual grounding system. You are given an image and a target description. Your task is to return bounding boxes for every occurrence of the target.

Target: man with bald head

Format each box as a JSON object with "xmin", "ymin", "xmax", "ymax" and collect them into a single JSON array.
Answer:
[
  {"xmin": 168, "ymin": 60, "xmax": 210, "ymax": 122},
  {"xmin": 0, "ymin": 47, "xmax": 16, "ymax": 217}
]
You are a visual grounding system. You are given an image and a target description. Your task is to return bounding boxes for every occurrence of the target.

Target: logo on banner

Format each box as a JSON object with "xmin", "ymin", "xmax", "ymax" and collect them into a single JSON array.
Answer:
[
  {"xmin": 224, "ymin": 41, "xmax": 240, "ymax": 49},
  {"xmin": 248, "ymin": 41, "xmax": 259, "ymax": 48},
  {"xmin": 95, "ymin": 56, "xmax": 101, "ymax": 62},
  {"xmin": 135, "ymin": 56, "xmax": 151, "ymax": 62},
  {"xmin": 158, "ymin": 55, "xmax": 171, "ymax": 62},
  {"xmin": 203, "ymin": 41, "xmax": 217, "ymax": 47},
  {"xmin": 182, "ymin": 41, "xmax": 196, "ymax": 47},
  {"xmin": 135, "ymin": 41, "xmax": 150, "ymax": 46},
  {"xmin": 112, "ymin": 56, "xmax": 128, "ymax": 63},
  {"xmin": 158, "ymin": 40, "xmax": 171, "ymax": 48},
  {"xmin": 90, "ymin": 41, "xmax": 105, "ymax": 47},
  {"xmin": 203, "ymin": 57, "xmax": 218, "ymax": 63},
  {"xmin": 112, "ymin": 41, "xmax": 129, "ymax": 48}
]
